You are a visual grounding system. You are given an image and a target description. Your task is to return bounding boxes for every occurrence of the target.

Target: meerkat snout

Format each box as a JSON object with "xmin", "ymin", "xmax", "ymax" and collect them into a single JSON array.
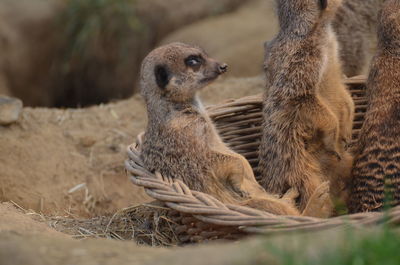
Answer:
[
  {"xmin": 199, "ymin": 59, "xmax": 228, "ymax": 84},
  {"xmin": 218, "ymin": 63, "xmax": 228, "ymax": 74}
]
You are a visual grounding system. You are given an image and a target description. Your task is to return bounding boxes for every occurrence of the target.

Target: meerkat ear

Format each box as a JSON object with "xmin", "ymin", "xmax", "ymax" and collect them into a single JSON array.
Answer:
[
  {"xmin": 319, "ymin": 0, "xmax": 328, "ymax": 10},
  {"xmin": 154, "ymin": 65, "xmax": 170, "ymax": 89}
]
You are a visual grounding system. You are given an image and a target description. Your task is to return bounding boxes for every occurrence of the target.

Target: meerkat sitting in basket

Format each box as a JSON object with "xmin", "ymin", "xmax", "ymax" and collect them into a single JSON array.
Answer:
[
  {"xmin": 259, "ymin": 0, "xmax": 355, "ymax": 217},
  {"xmin": 139, "ymin": 42, "xmax": 330, "ymax": 216}
]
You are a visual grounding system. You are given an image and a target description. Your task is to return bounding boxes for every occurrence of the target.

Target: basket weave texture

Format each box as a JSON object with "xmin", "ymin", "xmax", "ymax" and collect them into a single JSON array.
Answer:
[{"xmin": 125, "ymin": 76, "xmax": 400, "ymax": 243}]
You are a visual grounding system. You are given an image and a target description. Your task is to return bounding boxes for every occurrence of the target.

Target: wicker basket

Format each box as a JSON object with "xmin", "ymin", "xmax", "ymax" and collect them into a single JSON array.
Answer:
[{"xmin": 125, "ymin": 76, "xmax": 400, "ymax": 244}]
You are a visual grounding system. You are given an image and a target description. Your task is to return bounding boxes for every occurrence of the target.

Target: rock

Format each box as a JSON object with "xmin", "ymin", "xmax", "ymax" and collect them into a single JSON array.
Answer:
[{"xmin": 0, "ymin": 96, "xmax": 22, "ymax": 125}]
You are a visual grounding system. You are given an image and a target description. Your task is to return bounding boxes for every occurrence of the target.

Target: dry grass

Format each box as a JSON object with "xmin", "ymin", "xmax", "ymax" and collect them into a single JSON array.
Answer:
[
  {"xmin": 10, "ymin": 200, "xmax": 181, "ymax": 247},
  {"xmin": 48, "ymin": 202, "xmax": 181, "ymax": 246}
]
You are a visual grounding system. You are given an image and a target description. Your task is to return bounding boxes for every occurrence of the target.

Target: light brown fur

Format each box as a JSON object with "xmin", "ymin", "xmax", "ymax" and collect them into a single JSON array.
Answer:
[
  {"xmin": 349, "ymin": 0, "xmax": 400, "ymax": 213},
  {"xmin": 318, "ymin": 25, "xmax": 355, "ymax": 203},
  {"xmin": 139, "ymin": 42, "xmax": 328, "ymax": 216},
  {"xmin": 259, "ymin": 0, "xmax": 354, "ymax": 217}
]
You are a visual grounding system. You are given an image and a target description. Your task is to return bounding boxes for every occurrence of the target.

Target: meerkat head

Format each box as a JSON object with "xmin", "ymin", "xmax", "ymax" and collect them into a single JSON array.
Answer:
[
  {"xmin": 140, "ymin": 42, "xmax": 228, "ymax": 104},
  {"xmin": 378, "ymin": 0, "xmax": 400, "ymax": 50},
  {"xmin": 276, "ymin": 0, "xmax": 343, "ymax": 35}
]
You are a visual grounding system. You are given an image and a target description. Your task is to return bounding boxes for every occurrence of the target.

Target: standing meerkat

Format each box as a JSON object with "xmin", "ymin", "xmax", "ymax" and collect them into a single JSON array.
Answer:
[
  {"xmin": 264, "ymin": 0, "xmax": 382, "ymax": 79},
  {"xmin": 349, "ymin": 0, "xmax": 400, "ymax": 213},
  {"xmin": 139, "ymin": 42, "xmax": 328, "ymax": 216},
  {"xmin": 259, "ymin": 0, "xmax": 354, "ymax": 216}
]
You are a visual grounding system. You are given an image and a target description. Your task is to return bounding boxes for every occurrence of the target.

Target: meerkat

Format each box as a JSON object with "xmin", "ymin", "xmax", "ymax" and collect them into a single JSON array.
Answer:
[
  {"xmin": 333, "ymin": 0, "xmax": 383, "ymax": 77},
  {"xmin": 318, "ymin": 3, "xmax": 355, "ymax": 203},
  {"xmin": 259, "ymin": 0, "xmax": 354, "ymax": 216},
  {"xmin": 348, "ymin": 0, "xmax": 400, "ymax": 213},
  {"xmin": 264, "ymin": 0, "xmax": 382, "ymax": 79},
  {"xmin": 139, "ymin": 42, "xmax": 329, "ymax": 216}
]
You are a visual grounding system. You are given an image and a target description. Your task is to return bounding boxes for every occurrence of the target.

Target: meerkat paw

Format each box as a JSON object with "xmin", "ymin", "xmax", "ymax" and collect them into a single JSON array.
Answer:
[
  {"xmin": 281, "ymin": 188, "xmax": 300, "ymax": 205},
  {"xmin": 324, "ymin": 139, "xmax": 342, "ymax": 161},
  {"xmin": 226, "ymin": 170, "xmax": 249, "ymax": 199},
  {"xmin": 236, "ymin": 188, "xmax": 250, "ymax": 199},
  {"xmin": 230, "ymin": 184, "xmax": 250, "ymax": 199},
  {"xmin": 301, "ymin": 182, "xmax": 333, "ymax": 218},
  {"xmin": 327, "ymin": 149, "xmax": 342, "ymax": 161},
  {"xmin": 321, "ymin": 126, "xmax": 342, "ymax": 161}
]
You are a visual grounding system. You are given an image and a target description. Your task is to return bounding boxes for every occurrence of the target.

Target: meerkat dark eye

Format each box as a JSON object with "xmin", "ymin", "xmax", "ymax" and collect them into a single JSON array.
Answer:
[
  {"xmin": 185, "ymin": 55, "xmax": 203, "ymax": 67},
  {"xmin": 154, "ymin": 65, "xmax": 170, "ymax": 90},
  {"xmin": 319, "ymin": 0, "xmax": 328, "ymax": 10}
]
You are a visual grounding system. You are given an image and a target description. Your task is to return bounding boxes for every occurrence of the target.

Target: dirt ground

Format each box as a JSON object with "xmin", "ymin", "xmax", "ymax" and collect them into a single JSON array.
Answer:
[
  {"xmin": 0, "ymin": 0, "xmax": 269, "ymax": 258},
  {"xmin": 1, "ymin": 201, "xmax": 394, "ymax": 265},
  {"xmin": 0, "ymin": 93, "xmax": 151, "ymax": 217},
  {"xmin": 0, "ymin": 202, "xmax": 67, "ymax": 238},
  {"xmin": 0, "ymin": 202, "xmax": 264, "ymax": 265},
  {"xmin": 2, "ymin": 0, "xmax": 379, "ymax": 263},
  {"xmin": 0, "ymin": 75, "xmax": 269, "ymax": 265},
  {"xmin": 0, "ymin": 76, "xmax": 264, "ymax": 218}
]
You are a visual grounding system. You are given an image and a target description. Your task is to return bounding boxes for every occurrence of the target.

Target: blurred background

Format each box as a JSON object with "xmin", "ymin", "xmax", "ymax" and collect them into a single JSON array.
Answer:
[{"xmin": 0, "ymin": 0, "xmax": 278, "ymax": 108}]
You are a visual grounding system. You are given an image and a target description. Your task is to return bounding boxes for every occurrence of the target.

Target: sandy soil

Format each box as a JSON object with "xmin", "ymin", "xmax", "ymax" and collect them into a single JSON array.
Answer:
[
  {"xmin": 0, "ymin": 94, "xmax": 151, "ymax": 217},
  {"xmin": 0, "ymin": 229, "xmax": 272, "ymax": 265},
  {"xmin": 0, "ymin": 0, "xmax": 267, "ymax": 217},
  {"xmin": 201, "ymin": 75, "xmax": 264, "ymax": 105},
  {"xmin": 0, "ymin": 76, "xmax": 263, "ymax": 218},
  {"xmin": 0, "ymin": 202, "xmax": 67, "ymax": 238},
  {"xmin": 0, "ymin": 202, "xmax": 390, "ymax": 265},
  {"xmin": 0, "ymin": 73, "xmax": 268, "ymax": 264},
  {"xmin": 0, "ymin": 0, "xmax": 378, "ymax": 263}
]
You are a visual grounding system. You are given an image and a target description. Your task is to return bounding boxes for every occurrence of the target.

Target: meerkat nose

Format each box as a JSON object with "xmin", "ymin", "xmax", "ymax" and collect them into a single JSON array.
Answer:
[{"xmin": 218, "ymin": 63, "xmax": 228, "ymax": 74}]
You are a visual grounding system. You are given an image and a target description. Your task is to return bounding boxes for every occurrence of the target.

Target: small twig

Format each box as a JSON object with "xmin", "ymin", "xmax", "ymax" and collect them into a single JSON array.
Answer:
[
  {"xmin": 9, "ymin": 200, "xmax": 27, "ymax": 213},
  {"xmin": 68, "ymin": 183, "xmax": 87, "ymax": 194}
]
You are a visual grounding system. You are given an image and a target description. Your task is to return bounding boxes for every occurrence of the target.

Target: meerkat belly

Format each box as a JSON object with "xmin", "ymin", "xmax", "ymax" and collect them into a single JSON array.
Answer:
[
  {"xmin": 316, "ymin": 41, "xmax": 355, "ymax": 199},
  {"xmin": 260, "ymin": 102, "xmax": 321, "ymax": 190},
  {"xmin": 350, "ymin": 96, "xmax": 400, "ymax": 212},
  {"xmin": 351, "ymin": 135, "xmax": 400, "ymax": 211},
  {"xmin": 141, "ymin": 127, "xmax": 211, "ymax": 189},
  {"xmin": 318, "ymin": 42, "xmax": 355, "ymax": 142},
  {"xmin": 142, "ymin": 119, "xmax": 241, "ymax": 203}
]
